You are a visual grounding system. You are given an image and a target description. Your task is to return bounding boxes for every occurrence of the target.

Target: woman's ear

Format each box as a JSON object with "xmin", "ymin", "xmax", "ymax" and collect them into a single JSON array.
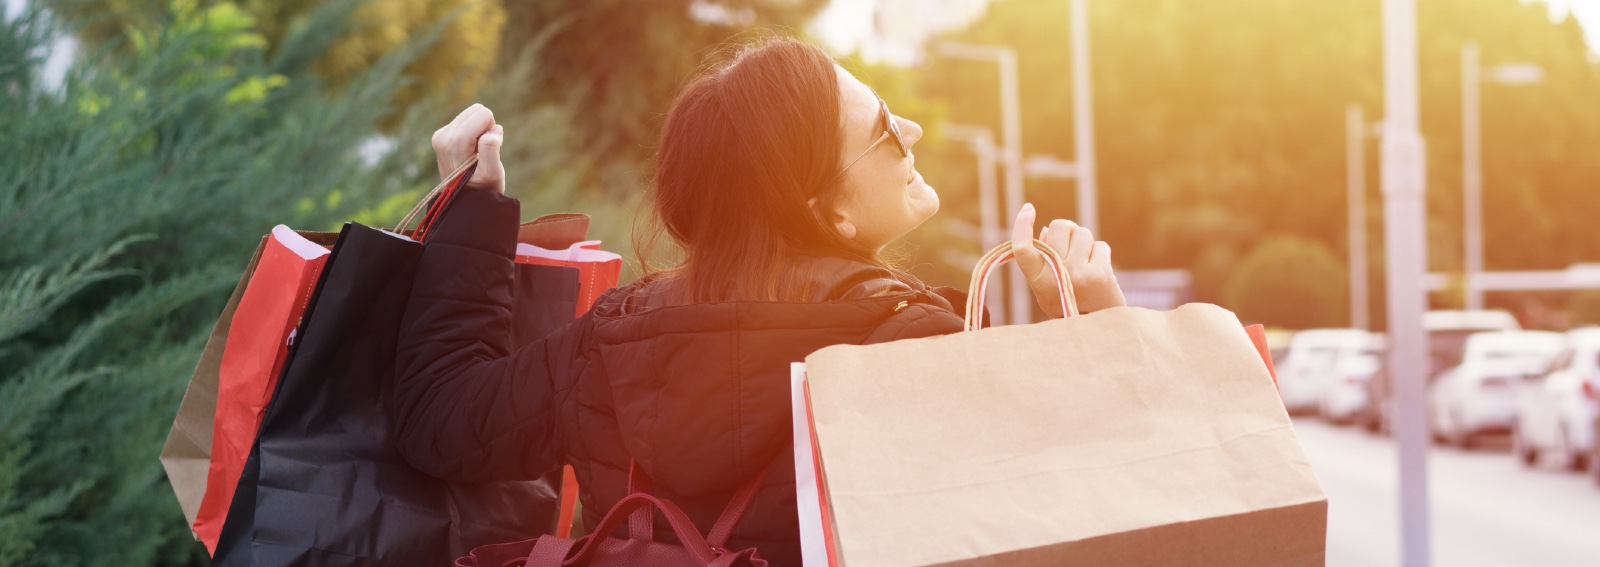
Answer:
[
  {"xmin": 834, "ymin": 216, "xmax": 859, "ymax": 239},
  {"xmin": 809, "ymin": 197, "xmax": 859, "ymax": 239}
]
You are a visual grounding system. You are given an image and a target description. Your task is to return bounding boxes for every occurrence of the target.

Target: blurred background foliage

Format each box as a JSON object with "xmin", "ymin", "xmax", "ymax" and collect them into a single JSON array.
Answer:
[
  {"xmin": 47, "ymin": 0, "xmax": 505, "ymax": 115},
  {"xmin": 1225, "ymin": 236, "xmax": 1352, "ymax": 330},
  {"xmin": 0, "ymin": 0, "xmax": 444, "ymax": 562},
  {"xmin": 904, "ymin": 0, "xmax": 1600, "ymax": 329},
  {"xmin": 497, "ymin": 0, "xmax": 829, "ymax": 197},
  {"xmin": 1, "ymin": 0, "xmax": 1598, "ymax": 563},
  {"xmin": 0, "ymin": 0, "xmax": 825, "ymax": 563}
]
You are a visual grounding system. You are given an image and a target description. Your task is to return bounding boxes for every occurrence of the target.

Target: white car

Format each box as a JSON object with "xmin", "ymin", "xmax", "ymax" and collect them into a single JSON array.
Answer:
[
  {"xmin": 1513, "ymin": 328, "xmax": 1600, "ymax": 470},
  {"xmin": 1278, "ymin": 329, "xmax": 1376, "ymax": 415},
  {"xmin": 1423, "ymin": 310, "xmax": 1521, "ymax": 333},
  {"xmin": 1318, "ymin": 341, "xmax": 1384, "ymax": 424},
  {"xmin": 1429, "ymin": 331, "xmax": 1566, "ymax": 448},
  {"xmin": 1361, "ymin": 310, "xmax": 1520, "ymax": 434}
]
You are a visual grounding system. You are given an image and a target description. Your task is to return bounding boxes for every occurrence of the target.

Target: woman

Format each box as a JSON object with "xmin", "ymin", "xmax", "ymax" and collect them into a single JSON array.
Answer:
[{"xmin": 394, "ymin": 38, "xmax": 1125, "ymax": 565}]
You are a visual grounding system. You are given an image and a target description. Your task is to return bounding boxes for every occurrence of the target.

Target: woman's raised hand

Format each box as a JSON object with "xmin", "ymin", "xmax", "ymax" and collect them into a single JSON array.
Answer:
[
  {"xmin": 431, "ymin": 104, "xmax": 505, "ymax": 193},
  {"xmin": 1009, "ymin": 203, "xmax": 1127, "ymax": 318}
]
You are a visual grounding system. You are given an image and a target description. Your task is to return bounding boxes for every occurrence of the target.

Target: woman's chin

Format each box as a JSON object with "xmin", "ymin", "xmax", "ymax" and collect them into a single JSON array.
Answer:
[{"xmin": 907, "ymin": 178, "xmax": 940, "ymax": 217}]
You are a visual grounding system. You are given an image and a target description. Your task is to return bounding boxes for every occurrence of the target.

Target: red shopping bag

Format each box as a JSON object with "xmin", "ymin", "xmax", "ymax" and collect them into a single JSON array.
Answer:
[
  {"xmin": 790, "ymin": 363, "xmax": 837, "ymax": 567},
  {"xmin": 514, "ymin": 229, "xmax": 623, "ymax": 537},
  {"xmin": 516, "ymin": 240, "xmax": 622, "ymax": 317},
  {"xmin": 193, "ymin": 226, "xmax": 331, "ymax": 552},
  {"xmin": 189, "ymin": 162, "xmax": 475, "ymax": 551},
  {"xmin": 1244, "ymin": 324, "xmax": 1279, "ymax": 388},
  {"xmin": 182, "ymin": 157, "xmax": 603, "ymax": 557}
]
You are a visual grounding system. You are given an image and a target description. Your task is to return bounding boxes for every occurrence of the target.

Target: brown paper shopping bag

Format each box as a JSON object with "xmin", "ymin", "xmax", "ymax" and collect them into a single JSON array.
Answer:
[
  {"xmin": 796, "ymin": 240, "xmax": 1327, "ymax": 567},
  {"xmin": 160, "ymin": 229, "xmax": 339, "ymax": 534},
  {"xmin": 159, "ymin": 241, "xmax": 263, "ymax": 531}
]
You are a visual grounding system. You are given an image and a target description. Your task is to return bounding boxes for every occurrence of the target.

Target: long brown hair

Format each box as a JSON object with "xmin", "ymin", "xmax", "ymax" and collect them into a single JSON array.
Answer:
[{"xmin": 635, "ymin": 38, "xmax": 882, "ymax": 304}]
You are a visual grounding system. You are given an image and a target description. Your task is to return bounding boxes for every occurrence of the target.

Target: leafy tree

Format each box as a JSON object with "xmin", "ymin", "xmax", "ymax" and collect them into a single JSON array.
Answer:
[
  {"xmin": 498, "ymin": 0, "xmax": 830, "ymax": 196},
  {"xmin": 0, "ymin": 2, "xmax": 446, "ymax": 563},
  {"xmin": 44, "ymin": 0, "xmax": 505, "ymax": 112},
  {"xmin": 1225, "ymin": 236, "xmax": 1349, "ymax": 329},
  {"xmin": 906, "ymin": 0, "xmax": 1600, "ymax": 320},
  {"xmin": 343, "ymin": 35, "xmax": 650, "ymax": 279}
]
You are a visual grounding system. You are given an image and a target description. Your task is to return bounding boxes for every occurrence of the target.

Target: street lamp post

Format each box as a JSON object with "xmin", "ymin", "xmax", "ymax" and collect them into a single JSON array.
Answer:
[
  {"xmin": 1382, "ymin": 0, "xmax": 1432, "ymax": 565},
  {"xmin": 1461, "ymin": 42, "xmax": 1543, "ymax": 311},
  {"xmin": 1069, "ymin": 0, "xmax": 1098, "ymax": 232},
  {"xmin": 938, "ymin": 42, "xmax": 1031, "ymax": 325},
  {"xmin": 945, "ymin": 123, "xmax": 1007, "ymax": 325},
  {"xmin": 1346, "ymin": 105, "xmax": 1385, "ymax": 330},
  {"xmin": 1346, "ymin": 104, "xmax": 1376, "ymax": 331}
]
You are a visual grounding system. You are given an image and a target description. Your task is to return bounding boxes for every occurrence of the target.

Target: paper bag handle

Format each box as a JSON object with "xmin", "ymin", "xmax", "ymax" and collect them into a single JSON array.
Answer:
[
  {"xmin": 965, "ymin": 240, "xmax": 1079, "ymax": 331},
  {"xmin": 393, "ymin": 154, "xmax": 480, "ymax": 236}
]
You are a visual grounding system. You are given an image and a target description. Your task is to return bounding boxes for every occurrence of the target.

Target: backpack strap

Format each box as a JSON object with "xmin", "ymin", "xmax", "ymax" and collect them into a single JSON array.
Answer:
[
  {"xmin": 626, "ymin": 460, "xmax": 654, "ymax": 541},
  {"xmin": 551, "ymin": 494, "xmax": 721, "ymax": 565},
  {"xmin": 706, "ymin": 456, "xmax": 780, "ymax": 550},
  {"xmin": 524, "ymin": 535, "xmax": 580, "ymax": 566},
  {"xmin": 624, "ymin": 453, "xmax": 780, "ymax": 550}
]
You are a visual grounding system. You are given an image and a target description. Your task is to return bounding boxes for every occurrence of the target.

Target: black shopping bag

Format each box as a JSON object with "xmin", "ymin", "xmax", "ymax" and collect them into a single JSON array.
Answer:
[{"xmin": 213, "ymin": 160, "xmax": 578, "ymax": 565}]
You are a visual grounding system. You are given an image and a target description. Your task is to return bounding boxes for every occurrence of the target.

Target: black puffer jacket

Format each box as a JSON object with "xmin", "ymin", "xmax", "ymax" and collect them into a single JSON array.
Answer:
[{"xmin": 392, "ymin": 190, "xmax": 969, "ymax": 566}]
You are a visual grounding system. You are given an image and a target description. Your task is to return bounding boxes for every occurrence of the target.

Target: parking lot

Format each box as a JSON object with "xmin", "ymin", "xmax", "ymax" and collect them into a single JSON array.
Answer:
[{"xmin": 1296, "ymin": 418, "xmax": 1600, "ymax": 566}]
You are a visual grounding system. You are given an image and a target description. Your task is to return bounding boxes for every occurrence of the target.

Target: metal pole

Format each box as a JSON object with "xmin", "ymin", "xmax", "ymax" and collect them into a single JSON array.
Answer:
[
  {"xmin": 997, "ymin": 48, "xmax": 1031, "ymax": 325},
  {"xmin": 1347, "ymin": 103, "xmax": 1371, "ymax": 331},
  {"xmin": 973, "ymin": 135, "xmax": 1004, "ymax": 255},
  {"xmin": 960, "ymin": 129, "xmax": 998, "ymax": 323},
  {"xmin": 1462, "ymin": 42, "xmax": 1484, "ymax": 311},
  {"xmin": 1069, "ymin": 0, "xmax": 1098, "ymax": 232},
  {"xmin": 938, "ymin": 42, "xmax": 1031, "ymax": 324},
  {"xmin": 1382, "ymin": 0, "xmax": 1433, "ymax": 565},
  {"xmin": 974, "ymin": 133, "xmax": 1007, "ymax": 325},
  {"xmin": 943, "ymin": 124, "xmax": 1007, "ymax": 324},
  {"xmin": 943, "ymin": 124, "xmax": 1005, "ymax": 256}
]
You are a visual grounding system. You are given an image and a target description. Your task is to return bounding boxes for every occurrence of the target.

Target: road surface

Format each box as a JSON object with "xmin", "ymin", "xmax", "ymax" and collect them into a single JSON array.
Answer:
[{"xmin": 1294, "ymin": 418, "xmax": 1600, "ymax": 566}]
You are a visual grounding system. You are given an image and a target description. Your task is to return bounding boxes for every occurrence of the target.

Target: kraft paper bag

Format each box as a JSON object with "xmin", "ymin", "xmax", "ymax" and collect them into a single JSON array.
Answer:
[
  {"xmin": 159, "ymin": 240, "xmax": 263, "ymax": 531},
  {"xmin": 160, "ymin": 229, "xmax": 338, "ymax": 535},
  {"xmin": 193, "ymin": 226, "xmax": 333, "ymax": 553},
  {"xmin": 159, "ymin": 227, "xmax": 340, "ymax": 534},
  {"xmin": 799, "ymin": 241, "xmax": 1326, "ymax": 567}
]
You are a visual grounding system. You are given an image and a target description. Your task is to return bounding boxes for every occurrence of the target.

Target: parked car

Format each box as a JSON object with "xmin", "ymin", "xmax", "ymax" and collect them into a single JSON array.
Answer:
[
  {"xmin": 1513, "ymin": 328, "xmax": 1600, "ymax": 470},
  {"xmin": 1593, "ymin": 416, "xmax": 1600, "ymax": 486},
  {"xmin": 1318, "ymin": 335, "xmax": 1385, "ymax": 424},
  {"xmin": 1428, "ymin": 331, "xmax": 1565, "ymax": 448},
  {"xmin": 1277, "ymin": 329, "xmax": 1375, "ymax": 415},
  {"xmin": 1360, "ymin": 310, "xmax": 1522, "ymax": 435}
]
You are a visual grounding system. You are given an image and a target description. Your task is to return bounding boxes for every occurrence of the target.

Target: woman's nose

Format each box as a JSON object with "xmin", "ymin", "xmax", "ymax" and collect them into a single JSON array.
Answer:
[{"xmin": 898, "ymin": 116, "xmax": 923, "ymax": 147}]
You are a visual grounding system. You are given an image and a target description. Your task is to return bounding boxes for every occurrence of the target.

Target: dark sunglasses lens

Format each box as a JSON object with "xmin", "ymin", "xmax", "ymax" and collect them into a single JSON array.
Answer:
[{"xmin": 881, "ymin": 101, "xmax": 909, "ymax": 156}]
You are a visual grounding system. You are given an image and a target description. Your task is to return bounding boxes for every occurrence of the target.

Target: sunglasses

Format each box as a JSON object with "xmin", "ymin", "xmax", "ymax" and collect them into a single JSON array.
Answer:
[{"xmin": 836, "ymin": 89, "xmax": 910, "ymax": 179}]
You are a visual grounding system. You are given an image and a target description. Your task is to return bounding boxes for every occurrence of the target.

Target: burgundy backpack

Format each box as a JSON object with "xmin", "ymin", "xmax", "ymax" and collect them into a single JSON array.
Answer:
[{"xmin": 455, "ymin": 460, "xmax": 772, "ymax": 567}]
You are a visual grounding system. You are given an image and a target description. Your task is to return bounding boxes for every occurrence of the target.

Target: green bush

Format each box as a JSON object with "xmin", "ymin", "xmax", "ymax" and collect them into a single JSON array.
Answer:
[
  {"xmin": 0, "ymin": 2, "xmax": 445, "ymax": 564},
  {"xmin": 1223, "ymin": 235, "xmax": 1349, "ymax": 330}
]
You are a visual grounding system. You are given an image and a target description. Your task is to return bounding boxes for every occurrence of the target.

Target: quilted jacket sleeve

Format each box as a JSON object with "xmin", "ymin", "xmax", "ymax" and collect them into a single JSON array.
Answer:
[{"xmin": 390, "ymin": 189, "xmax": 584, "ymax": 482}]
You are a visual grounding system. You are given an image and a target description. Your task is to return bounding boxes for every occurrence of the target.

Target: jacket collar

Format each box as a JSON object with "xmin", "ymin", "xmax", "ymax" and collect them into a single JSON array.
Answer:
[{"xmin": 615, "ymin": 254, "xmax": 931, "ymax": 312}]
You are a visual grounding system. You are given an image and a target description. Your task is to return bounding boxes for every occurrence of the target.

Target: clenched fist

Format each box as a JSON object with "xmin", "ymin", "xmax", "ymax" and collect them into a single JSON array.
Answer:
[{"xmin": 431, "ymin": 103, "xmax": 505, "ymax": 192}]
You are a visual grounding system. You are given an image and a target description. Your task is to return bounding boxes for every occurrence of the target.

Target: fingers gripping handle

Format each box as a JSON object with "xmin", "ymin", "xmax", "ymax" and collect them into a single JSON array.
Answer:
[
  {"xmin": 964, "ymin": 239, "xmax": 1079, "ymax": 331},
  {"xmin": 393, "ymin": 154, "xmax": 480, "ymax": 236}
]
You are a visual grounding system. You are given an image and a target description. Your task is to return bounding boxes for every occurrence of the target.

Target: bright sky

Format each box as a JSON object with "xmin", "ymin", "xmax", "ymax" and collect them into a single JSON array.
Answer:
[
  {"xmin": 1548, "ymin": 0, "xmax": 1600, "ymax": 53},
  {"xmin": 811, "ymin": 0, "xmax": 877, "ymax": 54},
  {"xmin": 812, "ymin": 0, "xmax": 1600, "ymax": 61}
]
